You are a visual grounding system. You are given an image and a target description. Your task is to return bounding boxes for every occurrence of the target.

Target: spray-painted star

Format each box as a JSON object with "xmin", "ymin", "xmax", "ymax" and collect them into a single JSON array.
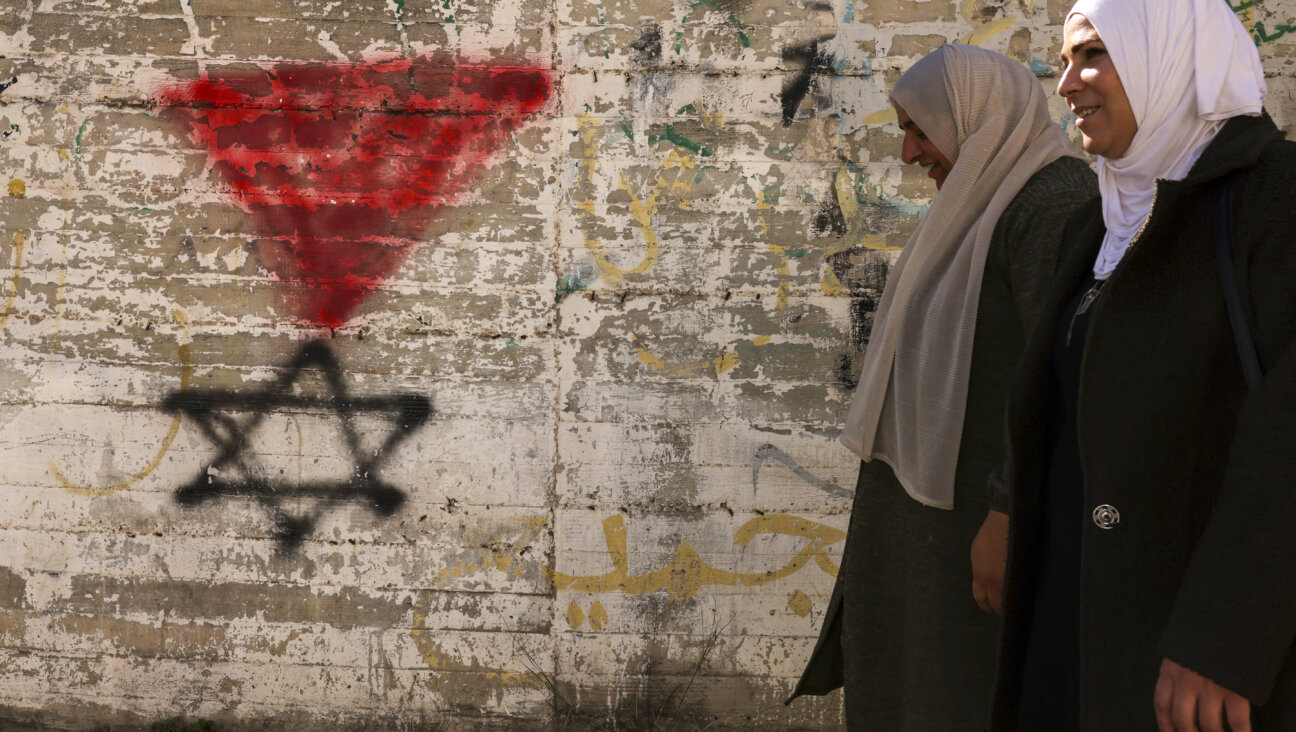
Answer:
[{"xmin": 162, "ymin": 340, "xmax": 431, "ymax": 549}]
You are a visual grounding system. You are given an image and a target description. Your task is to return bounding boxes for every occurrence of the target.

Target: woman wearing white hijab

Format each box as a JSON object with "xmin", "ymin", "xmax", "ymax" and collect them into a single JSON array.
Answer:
[
  {"xmin": 789, "ymin": 45, "xmax": 1097, "ymax": 728},
  {"xmin": 987, "ymin": 0, "xmax": 1296, "ymax": 729}
]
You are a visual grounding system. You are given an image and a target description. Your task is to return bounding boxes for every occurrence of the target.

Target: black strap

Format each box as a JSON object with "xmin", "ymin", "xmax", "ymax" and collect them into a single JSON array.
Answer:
[{"xmin": 1215, "ymin": 177, "xmax": 1264, "ymax": 392}]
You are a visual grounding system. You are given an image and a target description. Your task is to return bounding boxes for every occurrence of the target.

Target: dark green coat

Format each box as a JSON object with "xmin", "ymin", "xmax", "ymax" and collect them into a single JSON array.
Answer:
[
  {"xmin": 789, "ymin": 155, "xmax": 1098, "ymax": 711},
  {"xmin": 992, "ymin": 113, "xmax": 1296, "ymax": 731}
]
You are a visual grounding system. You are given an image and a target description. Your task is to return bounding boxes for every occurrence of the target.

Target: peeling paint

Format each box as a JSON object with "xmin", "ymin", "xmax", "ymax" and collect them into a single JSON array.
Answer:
[{"xmin": 0, "ymin": 0, "xmax": 1292, "ymax": 727}]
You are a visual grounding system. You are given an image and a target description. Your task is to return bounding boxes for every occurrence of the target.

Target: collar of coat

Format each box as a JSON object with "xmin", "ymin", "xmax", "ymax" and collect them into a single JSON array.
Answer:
[
  {"xmin": 1180, "ymin": 111, "xmax": 1285, "ymax": 186},
  {"xmin": 1066, "ymin": 111, "xmax": 1285, "ymax": 256}
]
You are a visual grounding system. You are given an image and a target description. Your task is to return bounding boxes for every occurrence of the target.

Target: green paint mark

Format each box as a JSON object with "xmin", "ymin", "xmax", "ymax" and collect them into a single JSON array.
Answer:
[
  {"xmin": 647, "ymin": 124, "xmax": 711, "ymax": 156},
  {"xmin": 674, "ymin": 30, "xmax": 684, "ymax": 54},
  {"xmin": 676, "ymin": 103, "xmax": 696, "ymax": 116},
  {"xmin": 727, "ymin": 14, "xmax": 751, "ymax": 47},
  {"xmin": 555, "ymin": 275, "xmax": 583, "ymax": 304},
  {"xmin": 783, "ymin": 249, "xmax": 808, "ymax": 259},
  {"xmin": 619, "ymin": 122, "xmax": 635, "ymax": 141},
  {"xmin": 556, "ymin": 267, "xmax": 597, "ymax": 304},
  {"xmin": 1252, "ymin": 20, "xmax": 1296, "ymax": 44},
  {"xmin": 762, "ymin": 181, "xmax": 783, "ymax": 204},
  {"xmin": 686, "ymin": 0, "xmax": 750, "ymax": 47},
  {"xmin": 73, "ymin": 117, "xmax": 89, "ymax": 174},
  {"xmin": 765, "ymin": 143, "xmax": 798, "ymax": 157}
]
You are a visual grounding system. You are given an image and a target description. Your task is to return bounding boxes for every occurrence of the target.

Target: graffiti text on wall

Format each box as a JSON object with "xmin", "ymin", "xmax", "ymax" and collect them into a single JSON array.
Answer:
[
  {"xmin": 1229, "ymin": 0, "xmax": 1296, "ymax": 45},
  {"xmin": 552, "ymin": 513, "xmax": 844, "ymax": 602}
]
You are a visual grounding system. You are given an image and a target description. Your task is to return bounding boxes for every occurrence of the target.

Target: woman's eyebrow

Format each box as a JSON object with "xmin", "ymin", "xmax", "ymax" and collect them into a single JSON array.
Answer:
[{"xmin": 1061, "ymin": 38, "xmax": 1100, "ymax": 63}]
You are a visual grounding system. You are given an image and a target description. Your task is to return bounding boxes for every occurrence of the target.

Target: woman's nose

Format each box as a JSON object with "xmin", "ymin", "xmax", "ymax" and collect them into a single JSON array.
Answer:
[
  {"xmin": 901, "ymin": 132, "xmax": 921, "ymax": 164},
  {"xmin": 1057, "ymin": 62, "xmax": 1083, "ymax": 98}
]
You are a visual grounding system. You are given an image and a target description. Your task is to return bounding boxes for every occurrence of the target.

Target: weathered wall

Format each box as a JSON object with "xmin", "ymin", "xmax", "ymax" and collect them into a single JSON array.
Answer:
[{"xmin": 1, "ymin": 0, "xmax": 1294, "ymax": 728}]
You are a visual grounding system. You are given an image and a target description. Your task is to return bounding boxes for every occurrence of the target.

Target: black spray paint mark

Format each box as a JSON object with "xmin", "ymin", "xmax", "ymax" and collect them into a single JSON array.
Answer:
[
  {"xmin": 631, "ymin": 25, "xmax": 663, "ymax": 67},
  {"xmin": 162, "ymin": 340, "xmax": 431, "ymax": 550},
  {"xmin": 835, "ymin": 298, "xmax": 874, "ymax": 391},
  {"xmin": 811, "ymin": 179, "xmax": 847, "ymax": 238},
  {"xmin": 779, "ymin": 37, "xmax": 836, "ymax": 127},
  {"xmin": 0, "ymin": 77, "xmax": 17, "ymax": 96},
  {"xmin": 825, "ymin": 236, "xmax": 891, "ymax": 389},
  {"xmin": 752, "ymin": 443, "xmax": 853, "ymax": 499}
]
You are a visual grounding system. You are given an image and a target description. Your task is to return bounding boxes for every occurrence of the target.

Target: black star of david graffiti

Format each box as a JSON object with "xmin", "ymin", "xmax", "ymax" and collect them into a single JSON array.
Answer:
[{"xmin": 162, "ymin": 340, "xmax": 431, "ymax": 550}]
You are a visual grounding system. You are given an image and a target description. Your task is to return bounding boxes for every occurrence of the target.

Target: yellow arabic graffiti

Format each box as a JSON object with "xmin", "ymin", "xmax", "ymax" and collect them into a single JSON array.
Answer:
[
  {"xmin": 411, "ymin": 610, "xmax": 544, "ymax": 691},
  {"xmin": 51, "ymin": 310, "xmax": 194, "ymax": 496},
  {"xmin": 757, "ymin": 187, "xmax": 794, "ymax": 313},
  {"xmin": 575, "ymin": 112, "xmax": 692, "ymax": 287},
  {"xmin": 821, "ymin": 168, "xmax": 898, "ymax": 296},
  {"xmin": 429, "ymin": 514, "xmax": 548, "ymax": 584},
  {"xmin": 0, "ymin": 230, "xmax": 25, "ymax": 331},
  {"xmin": 576, "ymin": 106, "xmax": 835, "ymax": 378},
  {"xmin": 960, "ymin": 0, "xmax": 1018, "ymax": 45},
  {"xmin": 411, "ymin": 514, "xmax": 551, "ymax": 688},
  {"xmin": 552, "ymin": 513, "xmax": 845, "ymax": 602},
  {"xmin": 576, "ymin": 111, "xmax": 749, "ymax": 377}
]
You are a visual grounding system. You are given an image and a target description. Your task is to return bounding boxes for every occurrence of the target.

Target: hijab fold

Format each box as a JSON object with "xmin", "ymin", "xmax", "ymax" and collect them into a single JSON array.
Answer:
[
  {"xmin": 840, "ymin": 45, "xmax": 1080, "ymax": 509},
  {"xmin": 1070, "ymin": 0, "xmax": 1267, "ymax": 279}
]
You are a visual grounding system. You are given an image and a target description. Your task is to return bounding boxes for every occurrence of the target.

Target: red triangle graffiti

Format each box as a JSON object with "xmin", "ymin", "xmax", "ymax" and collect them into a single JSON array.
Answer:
[{"xmin": 157, "ymin": 58, "xmax": 554, "ymax": 328}]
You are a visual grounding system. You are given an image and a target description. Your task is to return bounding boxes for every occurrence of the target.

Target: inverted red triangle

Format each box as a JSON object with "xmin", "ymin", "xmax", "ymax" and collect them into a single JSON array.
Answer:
[{"xmin": 157, "ymin": 57, "xmax": 554, "ymax": 327}]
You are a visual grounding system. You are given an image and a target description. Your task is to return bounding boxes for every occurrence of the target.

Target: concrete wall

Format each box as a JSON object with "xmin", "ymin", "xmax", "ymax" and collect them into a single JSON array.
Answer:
[{"xmin": 1, "ymin": 0, "xmax": 1294, "ymax": 728}]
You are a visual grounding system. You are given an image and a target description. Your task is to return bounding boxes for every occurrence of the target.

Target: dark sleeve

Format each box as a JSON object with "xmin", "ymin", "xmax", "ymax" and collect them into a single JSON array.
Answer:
[
  {"xmin": 986, "ymin": 459, "xmax": 1012, "ymax": 515},
  {"xmin": 1157, "ymin": 148, "xmax": 1296, "ymax": 705},
  {"xmin": 983, "ymin": 156, "xmax": 1099, "ymax": 513},
  {"xmin": 1159, "ymin": 335, "xmax": 1296, "ymax": 704},
  {"xmin": 991, "ymin": 156, "xmax": 1099, "ymax": 337}
]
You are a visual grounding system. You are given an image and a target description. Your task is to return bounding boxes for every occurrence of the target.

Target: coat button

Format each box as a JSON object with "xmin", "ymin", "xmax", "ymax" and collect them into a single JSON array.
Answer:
[{"xmin": 1092, "ymin": 504, "xmax": 1120, "ymax": 529}]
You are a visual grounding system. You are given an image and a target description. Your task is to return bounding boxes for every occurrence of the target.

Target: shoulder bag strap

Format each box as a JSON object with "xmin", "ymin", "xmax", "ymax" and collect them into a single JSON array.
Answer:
[{"xmin": 1215, "ymin": 175, "xmax": 1264, "ymax": 392}]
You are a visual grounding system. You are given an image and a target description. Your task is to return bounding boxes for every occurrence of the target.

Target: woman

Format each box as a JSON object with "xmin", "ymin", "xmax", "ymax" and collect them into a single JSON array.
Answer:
[
  {"xmin": 789, "ymin": 45, "xmax": 1096, "ymax": 728},
  {"xmin": 987, "ymin": 0, "xmax": 1296, "ymax": 729}
]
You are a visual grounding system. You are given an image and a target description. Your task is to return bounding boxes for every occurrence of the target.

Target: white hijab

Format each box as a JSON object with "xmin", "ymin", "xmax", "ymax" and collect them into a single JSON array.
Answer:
[
  {"xmin": 840, "ymin": 45, "xmax": 1081, "ymax": 509},
  {"xmin": 1070, "ymin": 0, "xmax": 1267, "ymax": 279}
]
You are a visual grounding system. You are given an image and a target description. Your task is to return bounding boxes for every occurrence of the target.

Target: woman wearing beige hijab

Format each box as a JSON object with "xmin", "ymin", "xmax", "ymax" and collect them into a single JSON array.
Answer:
[
  {"xmin": 986, "ymin": 0, "xmax": 1296, "ymax": 729},
  {"xmin": 788, "ymin": 45, "xmax": 1096, "ymax": 728}
]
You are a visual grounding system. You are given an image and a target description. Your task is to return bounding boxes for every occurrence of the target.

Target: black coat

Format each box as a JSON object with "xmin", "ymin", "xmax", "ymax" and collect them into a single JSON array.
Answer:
[{"xmin": 992, "ymin": 113, "xmax": 1296, "ymax": 731}]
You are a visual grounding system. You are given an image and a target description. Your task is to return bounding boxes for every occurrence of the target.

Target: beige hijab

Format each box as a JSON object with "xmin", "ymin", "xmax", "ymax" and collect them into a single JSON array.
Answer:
[{"xmin": 840, "ymin": 44, "xmax": 1081, "ymax": 509}]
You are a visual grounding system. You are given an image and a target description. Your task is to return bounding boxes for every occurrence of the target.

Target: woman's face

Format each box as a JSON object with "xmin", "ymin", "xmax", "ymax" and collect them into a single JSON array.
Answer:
[
  {"xmin": 1058, "ymin": 14, "xmax": 1138, "ymax": 158},
  {"xmin": 894, "ymin": 103, "xmax": 954, "ymax": 189}
]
